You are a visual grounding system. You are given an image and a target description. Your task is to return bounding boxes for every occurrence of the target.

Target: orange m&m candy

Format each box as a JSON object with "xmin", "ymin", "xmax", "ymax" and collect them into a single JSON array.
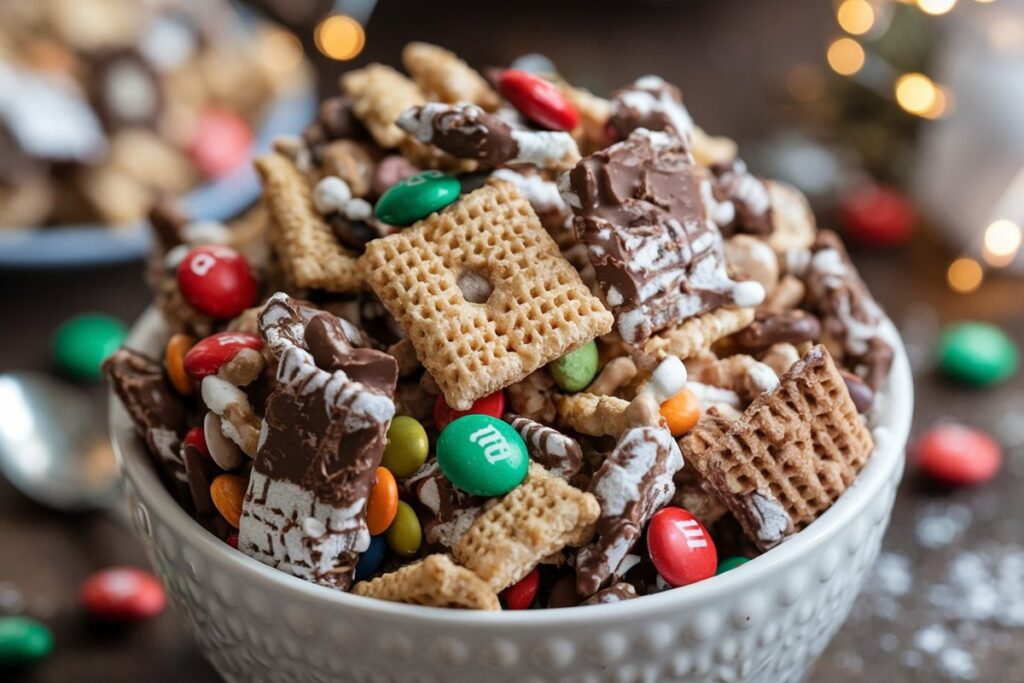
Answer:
[
  {"xmin": 210, "ymin": 474, "xmax": 246, "ymax": 528},
  {"xmin": 366, "ymin": 467, "xmax": 398, "ymax": 535},
  {"xmin": 165, "ymin": 333, "xmax": 195, "ymax": 395},
  {"xmin": 660, "ymin": 388, "xmax": 701, "ymax": 437}
]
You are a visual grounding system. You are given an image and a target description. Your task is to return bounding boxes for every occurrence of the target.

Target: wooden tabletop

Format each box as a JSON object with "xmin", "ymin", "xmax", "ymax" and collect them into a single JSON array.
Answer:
[{"xmin": 3, "ymin": 0, "xmax": 1023, "ymax": 680}]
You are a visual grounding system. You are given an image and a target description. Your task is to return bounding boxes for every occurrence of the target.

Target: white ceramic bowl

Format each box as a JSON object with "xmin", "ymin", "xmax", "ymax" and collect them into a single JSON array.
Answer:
[{"xmin": 110, "ymin": 308, "xmax": 913, "ymax": 683}]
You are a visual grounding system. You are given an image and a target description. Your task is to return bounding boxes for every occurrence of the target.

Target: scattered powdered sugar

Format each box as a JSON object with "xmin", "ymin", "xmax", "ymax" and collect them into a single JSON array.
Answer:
[{"xmin": 915, "ymin": 502, "xmax": 973, "ymax": 549}]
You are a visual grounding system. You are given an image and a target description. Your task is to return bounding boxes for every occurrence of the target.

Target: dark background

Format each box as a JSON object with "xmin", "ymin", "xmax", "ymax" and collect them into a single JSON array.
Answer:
[{"xmin": 3, "ymin": 0, "xmax": 1023, "ymax": 680}]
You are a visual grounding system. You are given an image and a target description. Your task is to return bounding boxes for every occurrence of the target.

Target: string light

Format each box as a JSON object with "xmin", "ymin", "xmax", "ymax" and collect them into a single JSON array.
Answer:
[
  {"xmin": 259, "ymin": 29, "xmax": 304, "ymax": 74},
  {"xmin": 895, "ymin": 73, "xmax": 939, "ymax": 115},
  {"xmin": 917, "ymin": 0, "xmax": 958, "ymax": 15},
  {"xmin": 837, "ymin": 0, "xmax": 876, "ymax": 35},
  {"xmin": 982, "ymin": 219, "xmax": 1023, "ymax": 266},
  {"xmin": 947, "ymin": 257, "xmax": 984, "ymax": 293},
  {"xmin": 314, "ymin": 15, "xmax": 365, "ymax": 61},
  {"xmin": 827, "ymin": 37, "xmax": 866, "ymax": 75}
]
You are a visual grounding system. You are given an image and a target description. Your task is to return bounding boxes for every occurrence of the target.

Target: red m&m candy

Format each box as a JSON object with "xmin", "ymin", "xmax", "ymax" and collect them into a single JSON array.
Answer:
[
  {"xmin": 80, "ymin": 567, "xmax": 166, "ymax": 621},
  {"xmin": 183, "ymin": 332, "xmax": 263, "ymax": 380},
  {"xmin": 183, "ymin": 426, "xmax": 209, "ymax": 457},
  {"xmin": 176, "ymin": 245, "xmax": 258, "ymax": 319},
  {"xmin": 189, "ymin": 108, "xmax": 253, "ymax": 178},
  {"xmin": 647, "ymin": 507, "xmax": 717, "ymax": 588},
  {"xmin": 500, "ymin": 567, "xmax": 540, "ymax": 610},
  {"xmin": 433, "ymin": 391, "xmax": 505, "ymax": 431},
  {"xmin": 498, "ymin": 70, "xmax": 579, "ymax": 132},
  {"xmin": 916, "ymin": 424, "xmax": 1001, "ymax": 486}
]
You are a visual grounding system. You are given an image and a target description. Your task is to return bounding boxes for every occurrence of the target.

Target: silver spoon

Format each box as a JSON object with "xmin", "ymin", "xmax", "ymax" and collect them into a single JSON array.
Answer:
[{"xmin": 0, "ymin": 372, "xmax": 121, "ymax": 511}]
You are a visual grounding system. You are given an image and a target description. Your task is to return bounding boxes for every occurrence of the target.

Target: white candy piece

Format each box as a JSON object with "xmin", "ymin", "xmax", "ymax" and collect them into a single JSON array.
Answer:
[
  {"xmin": 203, "ymin": 411, "xmax": 244, "ymax": 470},
  {"xmin": 313, "ymin": 176, "xmax": 353, "ymax": 215},
  {"xmin": 640, "ymin": 356, "xmax": 688, "ymax": 404},
  {"xmin": 343, "ymin": 197, "xmax": 373, "ymax": 222},
  {"xmin": 732, "ymin": 280, "xmax": 766, "ymax": 308},
  {"xmin": 183, "ymin": 220, "xmax": 231, "ymax": 246}
]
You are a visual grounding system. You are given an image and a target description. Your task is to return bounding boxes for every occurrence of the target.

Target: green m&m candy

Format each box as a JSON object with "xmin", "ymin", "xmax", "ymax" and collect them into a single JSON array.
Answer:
[
  {"xmin": 52, "ymin": 313, "xmax": 128, "ymax": 381},
  {"xmin": 937, "ymin": 322, "xmax": 1019, "ymax": 387},
  {"xmin": 374, "ymin": 170, "xmax": 460, "ymax": 226},
  {"xmin": 436, "ymin": 415, "xmax": 528, "ymax": 497},
  {"xmin": 0, "ymin": 616, "xmax": 53, "ymax": 665},
  {"xmin": 548, "ymin": 340, "xmax": 599, "ymax": 392},
  {"xmin": 715, "ymin": 556, "xmax": 750, "ymax": 575}
]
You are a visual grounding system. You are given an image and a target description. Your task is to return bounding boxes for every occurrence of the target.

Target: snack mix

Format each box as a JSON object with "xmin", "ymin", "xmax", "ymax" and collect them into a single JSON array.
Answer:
[
  {"xmin": 0, "ymin": 0, "xmax": 305, "ymax": 228},
  {"xmin": 106, "ymin": 42, "xmax": 894, "ymax": 610}
]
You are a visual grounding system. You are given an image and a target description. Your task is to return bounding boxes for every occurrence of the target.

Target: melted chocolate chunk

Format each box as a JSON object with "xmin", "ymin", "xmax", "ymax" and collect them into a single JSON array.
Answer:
[
  {"xmin": 608, "ymin": 75, "xmax": 694, "ymax": 140},
  {"xmin": 397, "ymin": 104, "xmax": 518, "ymax": 163},
  {"xmin": 327, "ymin": 214, "xmax": 378, "ymax": 253},
  {"xmin": 563, "ymin": 129, "xmax": 746, "ymax": 345},
  {"xmin": 733, "ymin": 310, "xmax": 822, "ymax": 354},
  {"xmin": 711, "ymin": 159, "xmax": 773, "ymax": 236}
]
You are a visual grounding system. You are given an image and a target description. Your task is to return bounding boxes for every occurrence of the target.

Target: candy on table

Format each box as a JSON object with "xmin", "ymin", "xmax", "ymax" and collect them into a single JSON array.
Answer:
[
  {"xmin": 433, "ymin": 391, "xmax": 506, "ymax": 431},
  {"xmin": 366, "ymin": 467, "xmax": 399, "ymax": 535},
  {"xmin": 354, "ymin": 535, "xmax": 387, "ymax": 581},
  {"xmin": 183, "ymin": 331, "xmax": 263, "ymax": 380},
  {"xmin": 52, "ymin": 313, "xmax": 127, "ymax": 381},
  {"xmin": 381, "ymin": 416, "xmax": 429, "ymax": 478},
  {"xmin": 916, "ymin": 424, "xmax": 1002, "ymax": 486},
  {"xmin": 80, "ymin": 567, "xmax": 166, "ymax": 621},
  {"xmin": 385, "ymin": 500, "xmax": 422, "ymax": 558},
  {"xmin": 373, "ymin": 170, "xmax": 461, "ymax": 226},
  {"xmin": 548, "ymin": 340, "xmax": 599, "ymax": 392},
  {"xmin": 176, "ymin": 245, "xmax": 258, "ymax": 320},
  {"xmin": 437, "ymin": 415, "xmax": 529, "ymax": 497},
  {"xmin": 188, "ymin": 108, "xmax": 253, "ymax": 179},
  {"xmin": 716, "ymin": 556, "xmax": 750, "ymax": 575},
  {"xmin": 647, "ymin": 507, "xmax": 718, "ymax": 588},
  {"xmin": 0, "ymin": 616, "xmax": 53, "ymax": 666},
  {"xmin": 498, "ymin": 70, "xmax": 579, "ymax": 131},
  {"xmin": 500, "ymin": 567, "xmax": 540, "ymax": 610},
  {"xmin": 937, "ymin": 321, "xmax": 1019, "ymax": 388},
  {"xmin": 838, "ymin": 184, "xmax": 915, "ymax": 247}
]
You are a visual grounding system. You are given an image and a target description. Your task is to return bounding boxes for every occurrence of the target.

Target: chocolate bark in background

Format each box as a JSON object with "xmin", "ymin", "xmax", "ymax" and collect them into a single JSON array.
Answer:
[
  {"xmin": 104, "ymin": 348, "xmax": 189, "ymax": 502},
  {"xmin": 608, "ymin": 75, "xmax": 694, "ymax": 140},
  {"xmin": 576, "ymin": 425, "xmax": 684, "ymax": 596},
  {"xmin": 87, "ymin": 49, "xmax": 164, "ymax": 131},
  {"xmin": 397, "ymin": 103, "xmax": 578, "ymax": 169},
  {"xmin": 238, "ymin": 294, "xmax": 397, "ymax": 590},
  {"xmin": 562, "ymin": 128, "xmax": 760, "ymax": 345},
  {"xmin": 789, "ymin": 230, "xmax": 893, "ymax": 390},
  {"xmin": 711, "ymin": 159, "xmax": 773, "ymax": 236}
]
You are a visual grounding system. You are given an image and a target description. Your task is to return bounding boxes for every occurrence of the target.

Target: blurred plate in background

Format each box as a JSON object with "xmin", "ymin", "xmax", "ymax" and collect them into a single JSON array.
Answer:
[{"xmin": 0, "ymin": 84, "xmax": 316, "ymax": 269}]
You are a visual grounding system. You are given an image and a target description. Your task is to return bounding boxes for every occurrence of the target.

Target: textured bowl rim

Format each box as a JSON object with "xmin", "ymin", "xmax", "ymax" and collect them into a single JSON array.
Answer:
[{"xmin": 110, "ymin": 307, "xmax": 914, "ymax": 627}]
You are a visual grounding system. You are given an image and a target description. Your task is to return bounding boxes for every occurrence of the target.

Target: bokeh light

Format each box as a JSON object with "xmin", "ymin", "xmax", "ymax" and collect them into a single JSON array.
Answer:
[
  {"xmin": 917, "ymin": 0, "xmax": 958, "ymax": 15},
  {"xmin": 259, "ymin": 29, "xmax": 304, "ymax": 74},
  {"xmin": 315, "ymin": 15, "xmax": 365, "ymax": 61},
  {"xmin": 947, "ymin": 257, "xmax": 984, "ymax": 293},
  {"xmin": 919, "ymin": 86, "xmax": 951, "ymax": 119},
  {"xmin": 982, "ymin": 219, "xmax": 1023, "ymax": 266},
  {"xmin": 895, "ymin": 73, "xmax": 938, "ymax": 115},
  {"xmin": 837, "ymin": 0, "xmax": 876, "ymax": 35},
  {"xmin": 827, "ymin": 38, "xmax": 866, "ymax": 76}
]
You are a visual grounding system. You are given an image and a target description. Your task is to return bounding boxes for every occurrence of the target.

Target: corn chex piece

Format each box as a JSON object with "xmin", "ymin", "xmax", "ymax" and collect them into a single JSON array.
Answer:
[
  {"xmin": 352, "ymin": 554, "xmax": 500, "ymax": 610},
  {"xmin": 680, "ymin": 345, "xmax": 873, "ymax": 550},
  {"xmin": 255, "ymin": 154, "xmax": 363, "ymax": 293},
  {"xmin": 453, "ymin": 463, "xmax": 599, "ymax": 591},
  {"xmin": 360, "ymin": 180, "xmax": 613, "ymax": 410}
]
